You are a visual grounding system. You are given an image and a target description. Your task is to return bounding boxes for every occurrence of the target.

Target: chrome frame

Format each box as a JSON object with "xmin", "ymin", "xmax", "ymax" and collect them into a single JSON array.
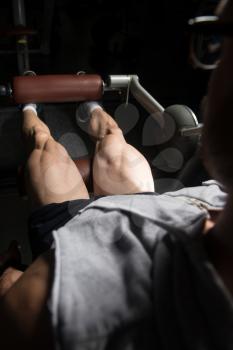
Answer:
[{"xmin": 106, "ymin": 74, "xmax": 202, "ymax": 136}]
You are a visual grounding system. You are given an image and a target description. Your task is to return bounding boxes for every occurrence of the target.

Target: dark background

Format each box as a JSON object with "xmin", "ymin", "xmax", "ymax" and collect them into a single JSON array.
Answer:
[
  {"xmin": 0, "ymin": 0, "xmax": 211, "ymax": 109},
  {"xmin": 0, "ymin": 0, "xmax": 213, "ymax": 262}
]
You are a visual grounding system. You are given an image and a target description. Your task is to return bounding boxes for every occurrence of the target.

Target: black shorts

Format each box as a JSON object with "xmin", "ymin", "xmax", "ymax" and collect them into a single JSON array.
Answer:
[
  {"xmin": 28, "ymin": 192, "xmax": 156, "ymax": 260},
  {"xmin": 28, "ymin": 198, "xmax": 97, "ymax": 259}
]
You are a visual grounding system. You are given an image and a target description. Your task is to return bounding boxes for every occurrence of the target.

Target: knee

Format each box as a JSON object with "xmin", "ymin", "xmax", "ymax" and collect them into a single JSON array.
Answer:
[
  {"xmin": 96, "ymin": 133, "xmax": 125, "ymax": 167},
  {"xmin": 33, "ymin": 126, "xmax": 52, "ymax": 150},
  {"xmin": 108, "ymin": 125, "xmax": 123, "ymax": 137}
]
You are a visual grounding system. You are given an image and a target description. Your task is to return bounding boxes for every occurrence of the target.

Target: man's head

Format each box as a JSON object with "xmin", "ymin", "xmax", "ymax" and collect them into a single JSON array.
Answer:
[{"xmin": 201, "ymin": 0, "xmax": 233, "ymax": 191}]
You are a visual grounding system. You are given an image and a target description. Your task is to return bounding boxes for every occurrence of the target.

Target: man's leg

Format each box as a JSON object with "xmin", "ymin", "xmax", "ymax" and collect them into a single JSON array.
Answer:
[
  {"xmin": 0, "ymin": 250, "xmax": 54, "ymax": 350},
  {"xmin": 0, "ymin": 107, "xmax": 93, "ymax": 348},
  {"xmin": 22, "ymin": 107, "xmax": 89, "ymax": 208},
  {"xmin": 89, "ymin": 107, "xmax": 155, "ymax": 195}
]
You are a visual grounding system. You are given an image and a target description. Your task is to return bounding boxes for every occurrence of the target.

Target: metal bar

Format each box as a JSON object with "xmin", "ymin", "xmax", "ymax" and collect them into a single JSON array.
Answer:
[
  {"xmin": 106, "ymin": 75, "xmax": 165, "ymax": 115},
  {"xmin": 16, "ymin": 41, "xmax": 30, "ymax": 74},
  {"xmin": 0, "ymin": 49, "xmax": 42, "ymax": 55},
  {"xmin": 180, "ymin": 123, "xmax": 203, "ymax": 136},
  {"xmin": 12, "ymin": 0, "xmax": 26, "ymax": 26},
  {"xmin": 107, "ymin": 75, "xmax": 131, "ymax": 89},
  {"xmin": 12, "ymin": 0, "xmax": 31, "ymax": 74},
  {"xmin": 40, "ymin": 0, "xmax": 55, "ymax": 55},
  {"xmin": 129, "ymin": 75, "xmax": 164, "ymax": 114}
]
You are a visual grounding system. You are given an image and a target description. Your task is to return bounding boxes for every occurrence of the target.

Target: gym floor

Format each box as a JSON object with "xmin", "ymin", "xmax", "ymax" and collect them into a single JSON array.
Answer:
[{"xmin": 0, "ymin": 0, "xmax": 211, "ymax": 263}]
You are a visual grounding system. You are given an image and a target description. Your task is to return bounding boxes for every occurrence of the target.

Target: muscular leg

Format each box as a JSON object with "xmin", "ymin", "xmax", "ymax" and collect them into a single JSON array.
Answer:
[
  {"xmin": 22, "ymin": 108, "xmax": 89, "ymax": 208},
  {"xmin": 0, "ymin": 250, "xmax": 54, "ymax": 349},
  {"xmin": 89, "ymin": 108, "xmax": 155, "ymax": 195},
  {"xmin": 0, "ymin": 108, "xmax": 92, "ymax": 348}
]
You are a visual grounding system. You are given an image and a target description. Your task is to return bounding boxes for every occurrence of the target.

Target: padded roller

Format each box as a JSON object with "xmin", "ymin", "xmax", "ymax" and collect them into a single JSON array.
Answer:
[{"xmin": 13, "ymin": 74, "xmax": 103, "ymax": 103}]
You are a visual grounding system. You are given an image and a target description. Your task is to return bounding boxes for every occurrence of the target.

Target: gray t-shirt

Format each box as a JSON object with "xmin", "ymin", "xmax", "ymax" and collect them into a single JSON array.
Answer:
[{"xmin": 49, "ymin": 181, "xmax": 233, "ymax": 350}]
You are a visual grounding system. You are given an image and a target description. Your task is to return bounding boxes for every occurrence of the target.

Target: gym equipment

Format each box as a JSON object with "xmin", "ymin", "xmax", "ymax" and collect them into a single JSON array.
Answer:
[
  {"xmin": 1, "ymin": 73, "xmax": 202, "ymax": 138},
  {"xmin": 13, "ymin": 74, "xmax": 201, "ymax": 158},
  {"xmin": 0, "ymin": 73, "xmax": 202, "ymax": 196},
  {"xmin": 0, "ymin": 0, "xmax": 55, "ymax": 75},
  {"xmin": 13, "ymin": 74, "xmax": 104, "ymax": 103}
]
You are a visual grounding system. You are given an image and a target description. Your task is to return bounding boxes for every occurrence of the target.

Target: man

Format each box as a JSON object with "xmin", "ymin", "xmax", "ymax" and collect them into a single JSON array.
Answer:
[{"xmin": 0, "ymin": 0, "xmax": 232, "ymax": 349}]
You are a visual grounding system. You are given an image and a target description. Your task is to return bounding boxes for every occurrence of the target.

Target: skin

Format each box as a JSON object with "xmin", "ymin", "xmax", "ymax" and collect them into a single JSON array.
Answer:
[
  {"xmin": 0, "ymin": 251, "xmax": 54, "ymax": 349},
  {"xmin": 201, "ymin": 0, "xmax": 233, "ymax": 294},
  {"xmin": 1, "ymin": 0, "xmax": 233, "ymax": 344},
  {"xmin": 0, "ymin": 101, "xmax": 154, "ymax": 348},
  {"xmin": 0, "ymin": 267, "xmax": 23, "ymax": 297}
]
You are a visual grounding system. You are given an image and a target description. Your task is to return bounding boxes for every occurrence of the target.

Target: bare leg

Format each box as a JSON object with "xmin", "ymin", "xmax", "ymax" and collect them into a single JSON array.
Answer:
[
  {"xmin": 0, "ymin": 250, "xmax": 54, "ymax": 349},
  {"xmin": 0, "ymin": 108, "xmax": 92, "ymax": 348},
  {"xmin": 89, "ymin": 108, "xmax": 155, "ymax": 195},
  {"xmin": 22, "ymin": 108, "xmax": 89, "ymax": 208},
  {"xmin": 0, "ymin": 106, "xmax": 153, "ymax": 348}
]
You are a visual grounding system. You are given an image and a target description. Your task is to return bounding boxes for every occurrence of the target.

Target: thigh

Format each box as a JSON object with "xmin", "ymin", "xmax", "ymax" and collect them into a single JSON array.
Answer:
[
  {"xmin": 0, "ymin": 250, "xmax": 54, "ymax": 350},
  {"xmin": 26, "ymin": 137, "xmax": 89, "ymax": 208},
  {"xmin": 93, "ymin": 129, "xmax": 155, "ymax": 195}
]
